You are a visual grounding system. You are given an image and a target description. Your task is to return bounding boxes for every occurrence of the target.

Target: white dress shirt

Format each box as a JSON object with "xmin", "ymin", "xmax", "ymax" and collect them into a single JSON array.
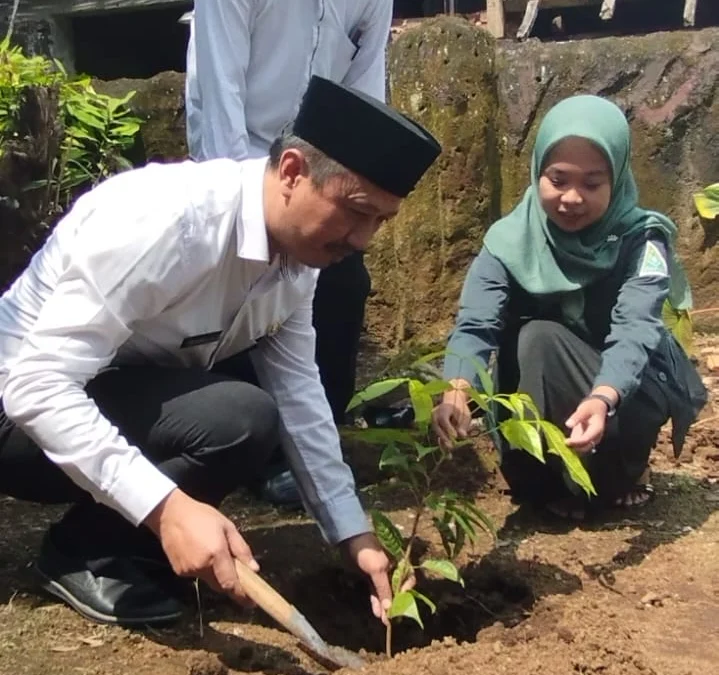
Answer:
[
  {"xmin": 185, "ymin": 0, "xmax": 392, "ymax": 160},
  {"xmin": 0, "ymin": 157, "xmax": 369, "ymax": 545}
]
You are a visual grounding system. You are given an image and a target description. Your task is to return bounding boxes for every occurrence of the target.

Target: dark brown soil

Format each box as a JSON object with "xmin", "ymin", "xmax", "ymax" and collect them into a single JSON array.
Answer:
[{"xmin": 1, "ymin": 336, "xmax": 717, "ymax": 675}]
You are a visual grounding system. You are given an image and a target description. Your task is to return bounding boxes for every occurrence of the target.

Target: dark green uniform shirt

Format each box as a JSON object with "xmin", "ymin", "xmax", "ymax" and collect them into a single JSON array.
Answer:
[{"xmin": 444, "ymin": 231, "xmax": 707, "ymax": 454}]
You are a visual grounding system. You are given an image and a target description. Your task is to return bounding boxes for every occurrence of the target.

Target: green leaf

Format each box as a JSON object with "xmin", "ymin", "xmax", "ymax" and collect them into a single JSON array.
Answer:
[
  {"xmin": 662, "ymin": 299, "xmax": 694, "ymax": 355},
  {"xmin": 421, "ymin": 379, "xmax": 453, "ymax": 396},
  {"xmin": 433, "ymin": 516, "xmax": 455, "ymax": 558},
  {"xmin": 693, "ymin": 183, "xmax": 719, "ymax": 220},
  {"xmin": 411, "ymin": 349, "xmax": 447, "ymax": 366},
  {"xmin": 113, "ymin": 155, "xmax": 135, "ymax": 171},
  {"xmin": 346, "ymin": 377, "xmax": 409, "ymax": 412},
  {"xmin": 514, "ymin": 392, "xmax": 541, "ymax": 420},
  {"xmin": 499, "ymin": 418, "xmax": 545, "ymax": 463},
  {"xmin": 490, "ymin": 395, "xmax": 522, "ymax": 416},
  {"xmin": 446, "ymin": 507, "xmax": 479, "ymax": 545},
  {"xmin": 540, "ymin": 421, "xmax": 597, "ymax": 496},
  {"xmin": 388, "ymin": 591, "xmax": 423, "ymax": 628},
  {"xmin": 409, "ymin": 589, "xmax": 437, "ymax": 613},
  {"xmin": 111, "ymin": 121, "xmax": 141, "ymax": 137},
  {"xmin": 370, "ymin": 510, "xmax": 405, "ymax": 561},
  {"xmin": 67, "ymin": 106, "xmax": 105, "ymax": 130},
  {"xmin": 391, "ymin": 558, "xmax": 412, "ymax": 595},
  {"xmin": 408, "ymin": 379, "xmax": 433, "ymax": 430},
  {"xmin": 475, "ymin": 362, "xmax": 495, "ymax": 397},
  {"xmin": 466, "ymin": 388, "xmax": 490, "ymax": 412},
  {"xmin": 415, "ymin": 442, "xmax": 440, "ymax": 460},
  {"xmin": 455, "ymin": 499, "xmax": 497, "ymax": 538},
  {"xmin": 107, "ymin": 90, "xmax": 136, "ymax": 113},
  {"xmin": 508, "ymin": 393, "xmax": 531, "ymax": 420},
  {"xmin": 420, "ymin": 559, "xmax": 464, "ymax": 586},
  {"xmin": 450, "ymin": 517, "xmax": 466, "ymax": 558},
  {"xmin": 379, "ymin": 442, "xmax": 411, "ymax": 472}
]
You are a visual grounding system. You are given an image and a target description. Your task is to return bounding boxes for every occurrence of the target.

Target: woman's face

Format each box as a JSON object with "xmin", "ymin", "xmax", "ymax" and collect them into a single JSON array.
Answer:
[{"xmin": 538, "ymin": 137, "xmax": 612, "ymax": 233}]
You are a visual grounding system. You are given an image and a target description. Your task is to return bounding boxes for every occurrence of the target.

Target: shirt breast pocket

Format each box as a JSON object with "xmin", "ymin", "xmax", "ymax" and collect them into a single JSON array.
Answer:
[{"xmin": 315, "ymin": 23, "xmax": 357, "ymax": 83}]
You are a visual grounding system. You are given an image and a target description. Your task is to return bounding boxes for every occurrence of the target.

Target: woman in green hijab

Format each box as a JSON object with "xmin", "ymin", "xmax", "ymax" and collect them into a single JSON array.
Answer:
[{"xmin": 432, "ymin": 95, "xmax": 706, "ymax": 518}]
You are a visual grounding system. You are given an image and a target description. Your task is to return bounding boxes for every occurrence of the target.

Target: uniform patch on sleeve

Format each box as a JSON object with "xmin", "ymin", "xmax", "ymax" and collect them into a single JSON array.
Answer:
[{"xmin": 637, "ymin": 241, "xmax": 669, "ymax": 278}]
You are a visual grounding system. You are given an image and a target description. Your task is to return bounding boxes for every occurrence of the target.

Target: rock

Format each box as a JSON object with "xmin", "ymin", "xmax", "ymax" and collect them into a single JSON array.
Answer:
[
  {"xmin": 496, "ymin": 27, "xmax": 719, "ymax": 334},
  {"xmin": 94, "ymin": 72, "xmax": 188, "ymax": 164},
  {"xmin": 366, "ymin": 17, "xmax": 499, "ymax": 351},
  {"xmin": 556, "ymin": 626, "xmax": 575, "ymax": 644},
  {"xmin": 0, "ymin": 85, "xmax": 63, "ymax": 291},
  {"xmin": 640, "ymin": 592, "xmax": 664, "ymax": 607}
]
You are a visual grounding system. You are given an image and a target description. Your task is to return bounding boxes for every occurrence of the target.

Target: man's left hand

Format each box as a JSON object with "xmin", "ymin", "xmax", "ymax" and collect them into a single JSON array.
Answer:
[{"xmin": 341, "ymin": 532, "xmax": 395, "ymax": 624}]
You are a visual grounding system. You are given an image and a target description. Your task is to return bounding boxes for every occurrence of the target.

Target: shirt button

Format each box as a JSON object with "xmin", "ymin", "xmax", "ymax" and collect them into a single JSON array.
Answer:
[{"xmin": 658, "ymin": 372, "xmax": 667, "ymax": 382}]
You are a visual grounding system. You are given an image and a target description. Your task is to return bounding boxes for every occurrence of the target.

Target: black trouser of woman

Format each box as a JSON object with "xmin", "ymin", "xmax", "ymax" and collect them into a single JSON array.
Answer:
[{"xmin": 493, "ymin": 320, "xmax": 670, "ymax": 506}]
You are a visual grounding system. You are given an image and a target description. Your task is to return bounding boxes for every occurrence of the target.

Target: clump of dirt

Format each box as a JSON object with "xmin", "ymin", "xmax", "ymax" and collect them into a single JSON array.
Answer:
[{"xmin": 186, "ymin": 652, "xmax": 228, "ymax": 675}]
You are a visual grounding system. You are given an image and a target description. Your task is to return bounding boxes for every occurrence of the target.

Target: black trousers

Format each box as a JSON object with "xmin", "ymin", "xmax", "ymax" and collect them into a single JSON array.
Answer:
[
  {"xmin": 0, "ymin": 362, "xmax": 279, "ymax": 557},
  {"xmin": 313, "ymin": 251, "xmax": 371, "ymax": 423},
  {"xmin": 493, "ymin": 320, "xmax": 670, "ymax": 506}
]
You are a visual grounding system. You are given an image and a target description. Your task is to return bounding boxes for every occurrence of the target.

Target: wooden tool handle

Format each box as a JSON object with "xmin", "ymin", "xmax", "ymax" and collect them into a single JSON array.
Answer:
[{"xmin": 233, "ymin": 558, "xmax": 296, "ymax": 628}]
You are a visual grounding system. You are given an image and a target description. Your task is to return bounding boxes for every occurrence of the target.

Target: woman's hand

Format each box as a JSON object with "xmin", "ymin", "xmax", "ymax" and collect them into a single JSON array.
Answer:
[
  {"xmin": 432, "ymin": 379, "xmax": 473, "ymax": 451},
  {"xmin": 565, "ymin": 387, "xmax": 618, "ymax": 454}
]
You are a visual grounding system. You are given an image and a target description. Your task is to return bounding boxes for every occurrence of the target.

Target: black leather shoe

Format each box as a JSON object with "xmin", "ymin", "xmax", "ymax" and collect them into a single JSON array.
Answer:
[
  {"xmin": 363, "ymin": 403, "xmax": 415, "ymax": 429},
  {"xmin": 35, "ymin": 530, "xmax": 185, "ymax": 626},
  {"xmin": 259, "ymin": 468, "xmax": 303, "ymax": 509}
]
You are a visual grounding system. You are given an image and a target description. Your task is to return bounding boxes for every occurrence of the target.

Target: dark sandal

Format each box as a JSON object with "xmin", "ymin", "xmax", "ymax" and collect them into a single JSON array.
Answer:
[
  {"xmin": 545, "ymin": 495, "xmax": 587, "ymax": 521},
  {"xmin": 614, "ymin": 483, "xmax": 656, "ymax": 509}
]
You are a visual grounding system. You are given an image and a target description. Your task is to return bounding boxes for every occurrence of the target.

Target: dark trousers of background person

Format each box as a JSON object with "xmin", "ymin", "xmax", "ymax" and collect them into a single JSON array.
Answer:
[
  {"xmin": 491, "ymin": 320, "xmax": 670, "ymax": 507},
  {"xmin": 0, "ymin": 360, "xmax": 279, "ymax": 560},
  {"xmin": 312, "ymin": 251, "xmax": 371, "ymax": 424}
]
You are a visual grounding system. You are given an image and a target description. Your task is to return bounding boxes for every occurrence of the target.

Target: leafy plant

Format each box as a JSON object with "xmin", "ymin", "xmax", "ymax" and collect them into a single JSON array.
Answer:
[
  {"xmin": 51, "ymin": 77, "xmax": 142, "ymax": 210},
  {"xmin": 344, "ymin": 353, "xmax": 595, "ymax": 657},
  {"xmin": 661, "ymin": 183, "xmax": 719, "ymax": 354},
  {"xmin": 0, "ymin": 37, "xmax": 64, "ymax": 145},
  {"xmin": 693, "ymin": 183, "xmax": 719, "ymax": 221},
  {"xmin": 0, "ymin": 37, "xmax": 142, "ymax": 216},
  {"xmin": 662, "ymin": 300, "xmax": 694, "ymax": 355}
]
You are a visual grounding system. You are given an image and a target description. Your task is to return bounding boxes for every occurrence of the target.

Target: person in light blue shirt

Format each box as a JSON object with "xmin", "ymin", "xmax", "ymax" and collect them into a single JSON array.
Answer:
[{"xmin": 184, "ymin": 0, "xmax": 395, "ymax": 506}]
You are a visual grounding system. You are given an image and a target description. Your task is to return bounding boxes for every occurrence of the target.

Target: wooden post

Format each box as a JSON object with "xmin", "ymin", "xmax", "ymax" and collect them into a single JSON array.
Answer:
[
  {"xmin": 517, "ymin": 0, "xmax": 541, "ymax": 40},
  {"xmin": 486, "ymin": 0, "xmax": 506, "ymax": 38},
  {"xmin": 599, "ymin": 0, "xmax": 617, "ymax": 20},
  {"xmin": 683, "ymin": 0, "xmax": 698, "ymax": 27}
]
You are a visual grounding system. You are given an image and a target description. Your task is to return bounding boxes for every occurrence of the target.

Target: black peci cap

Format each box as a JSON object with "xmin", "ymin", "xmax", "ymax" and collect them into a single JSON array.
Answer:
[{"xmin": 291, "ymin": 75, "xmax": 441, "ymax": 197}]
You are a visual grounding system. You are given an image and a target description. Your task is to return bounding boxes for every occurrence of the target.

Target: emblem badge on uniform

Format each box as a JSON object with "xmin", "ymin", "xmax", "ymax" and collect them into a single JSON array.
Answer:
[{"xmin": 638, "ymin": 241, "xmax": 669, "ymax": 277}]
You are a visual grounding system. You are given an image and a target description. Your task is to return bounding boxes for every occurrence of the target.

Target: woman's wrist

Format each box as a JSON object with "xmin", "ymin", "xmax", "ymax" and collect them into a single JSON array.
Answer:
[{"xmin": 443, "ymin": 378, "xmax": 472, "ymax": 405}]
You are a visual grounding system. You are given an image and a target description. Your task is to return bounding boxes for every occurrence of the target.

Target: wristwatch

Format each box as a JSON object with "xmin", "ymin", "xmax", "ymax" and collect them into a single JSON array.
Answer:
[{"xmin": 584, "ymin": 393, "xmax": 617, "ymax": 417}]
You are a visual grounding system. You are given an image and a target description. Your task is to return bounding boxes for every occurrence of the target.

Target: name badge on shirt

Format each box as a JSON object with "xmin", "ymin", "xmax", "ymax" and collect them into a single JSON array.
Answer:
[{"xmin": 181, "ymin": 331, "xmax": 222, "ymax": 349}]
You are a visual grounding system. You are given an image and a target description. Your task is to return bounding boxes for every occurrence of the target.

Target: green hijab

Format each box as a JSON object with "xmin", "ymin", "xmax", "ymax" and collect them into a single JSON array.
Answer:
[{"xmin": 483, "ymin": 95, "xmax": 692, "ymax": 319}]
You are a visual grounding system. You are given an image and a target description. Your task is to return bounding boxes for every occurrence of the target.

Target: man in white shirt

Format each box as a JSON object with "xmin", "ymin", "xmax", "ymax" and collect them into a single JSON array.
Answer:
[
  {"xmin": 185, "ymin": 1, "xmax": 394, "ymax": 506},
  {"xmin": 0, "ymin": 76, "xmax": 440, "ymax": 626}
]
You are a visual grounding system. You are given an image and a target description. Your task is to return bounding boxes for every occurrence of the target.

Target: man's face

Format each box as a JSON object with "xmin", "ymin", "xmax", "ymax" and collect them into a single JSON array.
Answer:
[{"xmin": 273, "ymin": 151, "xmax": 402, "ymax": 268}]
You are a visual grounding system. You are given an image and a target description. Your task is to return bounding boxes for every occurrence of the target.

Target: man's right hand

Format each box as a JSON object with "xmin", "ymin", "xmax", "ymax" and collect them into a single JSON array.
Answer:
[
  {"xmin": 143, "ymin": 488, "xmax": 258, "ymax": 607},
  {"xmin": 431, "ymin": 380, "xmax": 473, "ymax": 451}
]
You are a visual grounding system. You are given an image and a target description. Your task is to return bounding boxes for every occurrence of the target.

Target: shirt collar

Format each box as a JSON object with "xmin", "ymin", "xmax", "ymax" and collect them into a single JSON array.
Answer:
[
  {"xmin": 236, "ymin": 156, "xmax": 271, "ymax": 263},
  {"xmin": 235, "ymin": 156, "xmax": 305, "ymax": 283}
]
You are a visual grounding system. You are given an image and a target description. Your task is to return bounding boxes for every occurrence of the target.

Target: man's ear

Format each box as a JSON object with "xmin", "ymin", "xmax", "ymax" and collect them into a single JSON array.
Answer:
[{"xmin": 278, "ymin": 148, "xmax": 309, "ymax": 193}]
